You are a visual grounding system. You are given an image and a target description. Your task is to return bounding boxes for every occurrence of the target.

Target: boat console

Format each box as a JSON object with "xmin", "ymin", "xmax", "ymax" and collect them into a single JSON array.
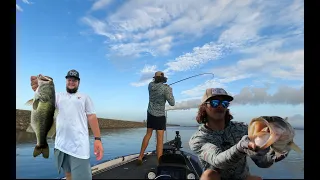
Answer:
[{"xmin": 145, "ymin": 131, "xmax": 198, "ymax": 179}]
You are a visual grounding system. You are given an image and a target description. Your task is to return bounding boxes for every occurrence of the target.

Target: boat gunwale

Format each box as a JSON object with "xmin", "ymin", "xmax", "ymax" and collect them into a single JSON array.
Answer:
[{"xmin": 91, "ymin": 151, "xmax": 153, "ymax": 176}]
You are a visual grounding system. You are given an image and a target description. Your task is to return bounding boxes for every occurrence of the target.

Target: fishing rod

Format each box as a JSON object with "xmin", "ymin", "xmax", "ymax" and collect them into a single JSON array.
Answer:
[
  {"xmin": 164, "ymin": 72, "xmax": 214, "ymax": 142},
  {"xmin": 168, "ymin": 72, "xmax": 214, "ymax": 86}
]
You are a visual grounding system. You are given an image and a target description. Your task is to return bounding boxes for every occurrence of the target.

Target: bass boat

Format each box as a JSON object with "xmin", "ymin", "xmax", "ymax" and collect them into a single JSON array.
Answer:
[{"xmin": 61, "ymin": 131, "xmax": 203, "ymax": 179}]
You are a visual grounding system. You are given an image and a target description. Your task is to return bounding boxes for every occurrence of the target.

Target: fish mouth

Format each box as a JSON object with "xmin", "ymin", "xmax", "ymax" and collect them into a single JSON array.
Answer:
[
  {"xmin": 37, "ymin": 74, "xmax": 53, "ymax": 82},
  {"xmin": 248, "ymin": 117, "xmax": 280, "ymax": 150}
]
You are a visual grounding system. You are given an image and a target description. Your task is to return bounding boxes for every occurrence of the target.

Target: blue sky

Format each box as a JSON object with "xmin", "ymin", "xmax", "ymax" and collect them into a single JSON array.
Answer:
[{"xmin": 16, "ymin": 0, "xmax": 304, "ymax": 127}]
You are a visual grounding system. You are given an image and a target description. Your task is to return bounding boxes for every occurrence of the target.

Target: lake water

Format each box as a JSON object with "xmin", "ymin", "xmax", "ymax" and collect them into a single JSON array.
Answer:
[{"xmin": 16, "ymin": 126, "xmax": 304, "ymax": 179}]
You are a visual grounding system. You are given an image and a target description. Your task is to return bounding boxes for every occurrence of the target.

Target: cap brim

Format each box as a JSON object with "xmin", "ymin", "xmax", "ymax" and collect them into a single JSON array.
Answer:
[
  {"xmin": 66, "ymin": 76, "xmax": 80, "ymax": 80},
  {"xmin": 204, "ymin": 94, "xmax": 234, "ymax": 103}
]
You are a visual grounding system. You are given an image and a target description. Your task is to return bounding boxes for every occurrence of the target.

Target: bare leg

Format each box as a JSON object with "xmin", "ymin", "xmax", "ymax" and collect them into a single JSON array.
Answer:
[
  {"xmin": 200, "ymin": 169, "xmax": 220, "ymax": 180},
  {"xmin": 156, "ymin": 130, "xmax": 164, "ymax": 162},
  {"xmin": 65, "ymin": 172, "xmax": 71, "ymax": 180},
  {"xmin": 138, "ymin": 128, "xmax": 153, "ymax": 160},
  {"xmin": 246, "ymin": 175, "xmax": 263, "ymax": 180}
]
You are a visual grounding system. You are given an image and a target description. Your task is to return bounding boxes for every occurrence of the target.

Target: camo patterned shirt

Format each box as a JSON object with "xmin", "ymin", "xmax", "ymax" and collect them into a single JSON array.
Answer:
[
  {"xmin": 147, "ymin": 82, "xmax": 175, "ymax": 117},
  {"xmin": 189, "ymin": 121, "xmax": 277, "ymax": 180}
]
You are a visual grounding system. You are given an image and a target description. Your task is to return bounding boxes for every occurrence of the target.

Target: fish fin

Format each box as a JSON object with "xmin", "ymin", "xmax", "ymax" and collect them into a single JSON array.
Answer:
[
  {"xmin": 33, "ymin": 145, "xmax": 50, "ymax": 159},
  {"xmin": 42, "ymin": 146, "xmax": 50, "ymax": 158},
  {"xmin": 54, "ymin": 109, "xmax": 59, "ymax": 119},
  {"xmin": 288, "ymin": 141, "xmax": 302, "ymax": 153},
  {"xmin": 284, "ymin": 117, "xmax": 289, "ymax": 121},
  {"xmin": 25, "ymin": 99, "xmax": 34, "ymax": 106},
  {"xmin": 26, "ymin": 125, "xmax": 35, "ymax": 133},
  {"xmin": 47, "ymin": 109, "xmax": 58, "ymax": 138},
  {"xmin": 33, "ymin": 99, "xmax": 40, "ymax": 110},
  {"xmin": 47, "ymin": 120, "xmax": 56, "ymax": 138}
]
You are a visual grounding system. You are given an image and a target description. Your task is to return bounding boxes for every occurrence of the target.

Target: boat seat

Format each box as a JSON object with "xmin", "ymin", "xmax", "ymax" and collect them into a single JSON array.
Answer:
[
  {"xmin": 163, "ymin": 144, "xmax": 175, "ymax": 151},
  {"xmin": 159, "ymin": 153, "xmax": 187, "ymax": 166}
]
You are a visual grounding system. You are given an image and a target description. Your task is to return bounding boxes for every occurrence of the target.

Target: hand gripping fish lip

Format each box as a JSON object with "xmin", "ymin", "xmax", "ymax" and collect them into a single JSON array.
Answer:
[{"xmin": 37, "ymin": 74, "xmax": 53, "ymax": 82}]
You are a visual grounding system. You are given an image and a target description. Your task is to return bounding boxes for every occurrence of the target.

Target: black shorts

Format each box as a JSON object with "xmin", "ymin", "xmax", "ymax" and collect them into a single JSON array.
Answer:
[{"xmin": 147, "ymin": 112, "xmax": 166, "ymax": 130}]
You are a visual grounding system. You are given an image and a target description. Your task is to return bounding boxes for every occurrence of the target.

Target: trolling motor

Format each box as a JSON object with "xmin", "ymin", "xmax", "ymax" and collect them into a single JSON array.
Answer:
[
  {"xmin": 162, "ymin": 131, "xmax": 182, "ymax": 154},
  {"xmin": 173, "ymin": 131, "xmax": 182, "ymax": 151}
]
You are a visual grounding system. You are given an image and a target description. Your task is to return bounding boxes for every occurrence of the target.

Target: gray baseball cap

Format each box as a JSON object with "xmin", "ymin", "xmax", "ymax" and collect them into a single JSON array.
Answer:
[
  {"xmin": 65, "ymin": 69, "xmax": 80, "ymax": 80},
  {"xmin": 201, "ymin": 88, "xmax": 233, "ymax": 103}
]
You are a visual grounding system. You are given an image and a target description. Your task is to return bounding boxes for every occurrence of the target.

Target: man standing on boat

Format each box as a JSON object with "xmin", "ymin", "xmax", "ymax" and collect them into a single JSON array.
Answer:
[
  {"xmin": 137, "ymin": 71, "xmax": 175, "ymax": 165},
  {"xmin": 189, "ymin": 88, "xmax": 288, "ymax": 180},
  {"xmin": 30, "ymin": 69, "xmax": 104, "ymax": 180}
]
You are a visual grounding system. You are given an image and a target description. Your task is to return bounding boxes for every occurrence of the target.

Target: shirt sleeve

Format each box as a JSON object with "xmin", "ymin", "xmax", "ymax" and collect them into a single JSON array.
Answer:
[
  {"xmin": 55, "ymin": 93, "xmax": 59, "ymax": 108},
  {"xmin": 164, "ymin": 86, "xmax": 175, "ymax": 106},
  {"xmin": 85, "ymin": 95, "xmax": 96, "ymax": 115},
  {"xmin": 189, "ymin": 133, "xmax": 247, "ymax": 170}
]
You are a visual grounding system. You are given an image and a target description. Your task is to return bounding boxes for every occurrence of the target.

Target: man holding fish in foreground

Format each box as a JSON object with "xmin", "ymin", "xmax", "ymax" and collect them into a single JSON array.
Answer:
[
  {"xmin": 189, "ymin": 88, "xmax": 302, "ymax": 180},
  {"xmin": 28, "ymin": 70, "xmax": 104, "ymax": 180}
]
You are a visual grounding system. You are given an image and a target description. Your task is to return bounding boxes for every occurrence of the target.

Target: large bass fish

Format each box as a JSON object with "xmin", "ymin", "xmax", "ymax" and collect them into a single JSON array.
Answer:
[
  {"xmin": 25, "ymin": 74, "xmax": 57, "ymax": 159},
  {"xmin": 248, "ymin": 116, "xmax": 302, "ymax": 157}
]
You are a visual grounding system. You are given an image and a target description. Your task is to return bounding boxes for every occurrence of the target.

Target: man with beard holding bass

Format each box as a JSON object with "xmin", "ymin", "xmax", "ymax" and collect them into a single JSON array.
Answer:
[{"xmin": 30, "ymin": 69, "xmax": 104, "ymax": 180}]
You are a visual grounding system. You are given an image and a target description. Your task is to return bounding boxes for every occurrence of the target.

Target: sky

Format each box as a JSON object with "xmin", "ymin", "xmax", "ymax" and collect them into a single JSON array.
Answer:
[{"xmin": 16, "ymin": 0, "xmax": 304, "ymax": 127}]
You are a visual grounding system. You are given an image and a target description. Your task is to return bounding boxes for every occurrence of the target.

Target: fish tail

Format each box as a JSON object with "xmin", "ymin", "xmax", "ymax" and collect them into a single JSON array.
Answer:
[{"xmin": 33, "ymin": 144, "xmax": 50, "ymax": 159}]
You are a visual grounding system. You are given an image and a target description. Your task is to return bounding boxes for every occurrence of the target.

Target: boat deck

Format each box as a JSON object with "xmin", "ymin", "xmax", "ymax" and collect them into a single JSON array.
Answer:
[
  {"xmin": 92, "ymin": 153, "xmax": 158, "ymax": 179},
  {"xmin": 92, "ymin": 150, "xmax": 203, "ymax": 179}
]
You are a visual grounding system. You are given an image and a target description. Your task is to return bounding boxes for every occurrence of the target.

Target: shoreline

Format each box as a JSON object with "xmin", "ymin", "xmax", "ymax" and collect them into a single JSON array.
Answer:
[{"xmin": 16, "ymin": 109, "xmax": 179, "ymax": 130}]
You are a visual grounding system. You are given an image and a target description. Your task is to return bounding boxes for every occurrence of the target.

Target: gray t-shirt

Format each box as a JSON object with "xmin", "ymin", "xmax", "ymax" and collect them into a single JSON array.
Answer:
[
  {"xmin": 189, "ymin": 121, "xmax": 277, "ymax": 180},
  {"xmin": 147, "ymin": 82, "xmax": 175, "ymax": 117}
]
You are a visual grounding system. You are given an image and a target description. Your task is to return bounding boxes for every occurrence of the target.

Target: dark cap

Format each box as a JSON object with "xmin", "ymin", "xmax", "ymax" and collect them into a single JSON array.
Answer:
[{"xmin": 65, "ymin": 69, "xmax": 80, "ymax": 80}]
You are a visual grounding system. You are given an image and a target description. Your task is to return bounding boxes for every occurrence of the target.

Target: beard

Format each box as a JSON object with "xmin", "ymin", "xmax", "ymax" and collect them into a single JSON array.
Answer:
[
  {"xmin": 211, "ymin": 113, "xmax": 225, "ymax": 121},
  {"xmin": 209, "ymin": 109, "xmax": 226, "ymax": 121},
  {"xmin": 66, "ymin": 86, "xmax": 78, "ymax": 94}
]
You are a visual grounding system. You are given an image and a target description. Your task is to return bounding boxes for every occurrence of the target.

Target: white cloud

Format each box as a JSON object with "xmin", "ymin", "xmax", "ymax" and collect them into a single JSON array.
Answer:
[
  {"xmin": 182, "ymin": 36, "xmax": 303, "ymax": 96},
  {"xmin": 179, "ymin": 75, "xmax": 251, "ymax": 98},
  {"xmin": 16, "ymin": 4, "xmax": 23, "ymax": 12},
  {"xmin": 17, "ymin": 0, "xmax": 34, "ymax": 12},
  {"xmin": 90, "ymin": 0, "xmax": 112, "ymax": 11},
  {"xmin": 82, "ymin": 0, "xmax": 265, "ymax": 58},
  {"xmin": 165, "ymin": 43, "xmax": 224, "ymax": 72},
  {"xmin": 22, "ymin": 0, "xmax": 33, "ymax": 4},
  {"xmin": 166, "ymin": 85, "xmax": 304, "ymax": 110},
  {"xmin": 130, "ymin": 65, "xmax": 157, "ymax": 87},
  {"xmin": 210, "ymin": 48, "xmax": 304, "ymax": 81},
  {"xmin": 181, "ymin": 79, "xmax": 226, "ymax": 98},
  {"xmin": 81, "ymin": 0, "xmax": 304, "ymax": 89}
]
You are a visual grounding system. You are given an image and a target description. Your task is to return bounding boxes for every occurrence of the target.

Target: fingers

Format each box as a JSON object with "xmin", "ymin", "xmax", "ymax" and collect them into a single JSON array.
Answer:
[
  {"xmin": 30, "ymin": 76, "xmax": 37, "ymax": 80},
  {"xmin": 32, "ymin": 84, "xmax": 38, "ymax": 91},
  {"xmin": 95, "ymin": 147, "xmax": 104, "ymax": 161},
  {"xmin": 31, "ymin": 76, "xmax": 38, "ymax": 91},
  {"xmin": 94, "ymin": 143, "xmax": 104, "ymax": 160},
  {"xmin": 97, "ymin": 152, "xmax": 103, "ymax": 161},
  {"xmin": 275, "ymin": 152, "xmax": 288, "ymax": 162},
  {"xmin": 248, "ymin": 141, "xmax": 256, "ymax": 150}
]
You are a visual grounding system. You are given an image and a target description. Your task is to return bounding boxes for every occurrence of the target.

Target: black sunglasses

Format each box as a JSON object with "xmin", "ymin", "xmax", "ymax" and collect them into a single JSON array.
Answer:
[{"xmin": 205, "ymin": 99, "xmax": 230, "ymax": 108}]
